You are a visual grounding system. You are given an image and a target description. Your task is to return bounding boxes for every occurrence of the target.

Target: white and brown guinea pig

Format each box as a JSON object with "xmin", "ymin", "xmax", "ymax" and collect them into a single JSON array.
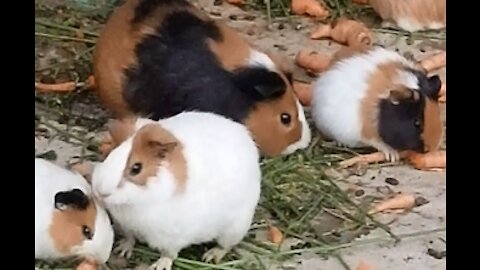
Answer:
[
  {"xmin": 35, "ymin": 158, "xmax": 114, "ymax": 265},
  {"xmin": 91, "ymin": 111, "xmax": 261, "ymax": 270},
  {"xmin": 93, "ymin": 0, "xmax": 311, "ymax": 157},
  {"xmin": 311, "ymin": 46, "xmax": 443, "ymax": 161},
  {"xmin": 369, "ymin": 0, "xmax": 446, "ymax": 32}
]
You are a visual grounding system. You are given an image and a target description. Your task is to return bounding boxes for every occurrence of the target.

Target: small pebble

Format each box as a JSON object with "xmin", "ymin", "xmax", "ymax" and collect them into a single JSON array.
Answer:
[
  {"xmin": 427, "ymin": 248, "xmax": 446, "ymax": 259},
  {"xmin": 229, "ymin": 14, "xmax": 238, "ymax": 20},
  {"xmin": 414, "ymin": 196, "xmax": 429, "ymax": 207},
  {"xmin": 278, "ymin": 23, "xmax": 285, "ymax": 30},
  {"xmin": 385, "ymin": 177, "xmax": 399, "ymax": 186},
  {"xmin": 354, "ymin": 189, "xmax": 365, "ymax": 197},
  {"xmin": 213, "ymin": 0, "xmax": 223, "ymax": 5},
  {"xmin": 209, "ymin": 11, "xmax": 222, "ymax": 17}
]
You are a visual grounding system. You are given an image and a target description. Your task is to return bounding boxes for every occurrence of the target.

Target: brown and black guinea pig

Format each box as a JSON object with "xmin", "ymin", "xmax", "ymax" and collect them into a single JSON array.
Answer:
[
  {"xmin": 311, "ymin": 46, "xmax": 444, "ymax": 162},
  {"xmin": 93, "ymin": 0, "xmax": 311, "ymax": 157}
]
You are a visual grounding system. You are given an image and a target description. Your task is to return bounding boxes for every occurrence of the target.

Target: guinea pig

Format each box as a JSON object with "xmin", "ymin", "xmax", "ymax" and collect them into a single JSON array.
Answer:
[
  {"xmin": 35, "ymin": 158, "xmax": 114, "ymax": 266},
  {"xmin": 93, "ymin": 0, "xmax": 311, "ymax": 157},
  {"xmin": 311, "ymin": 46, "xmax": 443, "ymax": 162},
  {"xmin": 368, "ymin": 0, "xmax": 446, "ymax": 32},
  {"xmin": 91, "ymin": 111, "xmax": 261, "ymax": 270}
]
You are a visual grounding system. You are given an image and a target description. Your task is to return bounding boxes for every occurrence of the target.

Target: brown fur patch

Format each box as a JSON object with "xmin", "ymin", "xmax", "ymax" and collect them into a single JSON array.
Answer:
[
  {"xmin": 245, "ymin": 87, "xmax": 302, "ymax": 156},
  {"xmin": 207, "ymin": 21, "xmax": 251, "ymax": 71},
  {"xmin": 360, "ymin": 61, "xmax": 411, "ymax": 141},
  {"xmin": 50, "ymin": 200, "xmax": 97, "ymax": 254},
  {"xmin": 370, "ymin": 0, "xmax": 446, "ymax": 29},
  {"xmin": 422, "ymin": 98, "xmax": 443, "ymax": 152},
  {"xmin": 123, "ymin": 124, "xmax": 187, "ymax": 190},
  {"xmin": 93, "ymin": 0, "xmax": 182, "ymax": 119}
]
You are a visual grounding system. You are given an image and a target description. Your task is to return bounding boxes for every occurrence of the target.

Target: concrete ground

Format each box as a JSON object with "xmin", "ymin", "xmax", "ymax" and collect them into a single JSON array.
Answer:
[{"xmin": 35, "ymin": 1, "xmax": 446, "ymax": 269}]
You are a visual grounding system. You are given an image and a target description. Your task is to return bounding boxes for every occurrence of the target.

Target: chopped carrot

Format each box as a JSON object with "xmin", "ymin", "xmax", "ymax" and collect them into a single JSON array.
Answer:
[
  {"xmin": 35, "ymin": 81, "xmax": 76, "ymax": 92},
  {"xmin": 295, "ymin": 49, "xmax": 332, "ymax": 74},
  {"xmin": 407, "ymin": 150, "xmax": 446, "ymax": 170},
  {"xmin": 293, "ymin": 81, "xmax": 313, "ymax": 106},
  {"xmin": 310, "ymin": 18, "xmax": 373, "ymax": 47},
  {"xmin": 267, "ymin": 222, "xmax": 283, "ymax": 245},
  {"xmin": 339, "ymin": 151, "xmax": 411, "ymax": 168},
  {"xmin": 76, "ymin": 260, "xmax": 97, "ymax": 270},
  {"xmin": 35, "ymin": 75, "xmax": 95, "ymax": 93},
  {"xmin": 369, "ymin": 193, "xmax": 416, "ymax": 215},
  {"xmin": 356, "ymin": 261, "xmax": 375, "ymax": 270},
  {"xmin": 291, "ymin": 0, "xmax": 330, "ymax": 19},
  {"xmin": 420, "ymin": 51, "xmax": 446, "ymax": 72},
  {"xmin": 226, "ymin": 0, "xmax": 244, "ymax": 5}
]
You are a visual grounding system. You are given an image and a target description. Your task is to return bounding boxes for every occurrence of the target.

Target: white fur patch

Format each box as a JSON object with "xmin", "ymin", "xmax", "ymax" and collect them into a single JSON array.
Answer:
[
  {"xmin": 396, "ymin": 17, "xmax": 445, "ymax": 32},
  {"xmin": 395, "ymin": 70, "xmax": 419, "ymax": 90},
  {"xmin": 246, "ymin": 49, "xmax": 276, "ymax": 71},
  {"xmin": 310, "ymin": 47, "xmax": 416, "ymax": 147},
  {"xmin": 282, "ymin": 100, "xmax": 312, "ymax": 155}
]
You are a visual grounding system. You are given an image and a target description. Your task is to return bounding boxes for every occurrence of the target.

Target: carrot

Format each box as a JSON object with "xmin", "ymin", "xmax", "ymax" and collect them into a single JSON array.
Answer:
[
  {"xmin": 76, "ymin": 260, "xmax": 97, "ymax": 270},
  {"xmin": 35, "ymin": 75, "xmax": 96, "ymax": 93},
  {"xmin": 291, "ymin": 0, "xmax": 330, "ymax": 19},
  {"xmin": 267, "ymin": 222, "xmax": 284, "ymax": 245},
  {"xmin": 339, "ymin": 151, "xmax": 411, "ymax": 168},
  {"xmin": 369, "ymin": 193, "xmax": 416, "ymax": 215},
  {"xmin": 356, "ymin": 261, "xmax": 375, "ymax": 270},
  {"xmin": 310, "ymin": 19, "xmax": 373, "ymax": 47},
  {"xmin": 407, "ymin": 150, "xmax": 446, "ymax": 170},
  {"xmin": 295, "ymin": 49, "xmax": 332, "ymax": 74},
  {"xmin": 226, "ymin": 0, "xmax": 244, "ymax": 5},
  {"xmin": 420, "ymin": 51, "xmax": 446, "ymax": 72},
  {"xmin": 293, "ymin": 81, "xmax": 313, "ymax": 106},
  {"xmin": 35, "ymin": 81, "xmax": 76, "ymax": 92}
]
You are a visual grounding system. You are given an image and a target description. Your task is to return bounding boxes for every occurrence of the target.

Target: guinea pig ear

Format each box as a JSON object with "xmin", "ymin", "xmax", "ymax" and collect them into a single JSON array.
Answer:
[
  {"xmin": 387, "ymin": 88, "xmax": 416, "ymax": 105},
  {"xmin": 147, "ymin": 141, "xmax": 177, "ymax": 159},
  {"xmin": 54, "ymin": 189, "xmax": 90, "ymax": 211},
  {"xmin": 232, "ymin": 67, "xmax": 287, "ymax": 100},
  {"xmin": 421, "ymin": 75, "xmax": 442, "ymax": 99},
  {"xmin": 107, "ymin": 117, "xmax": 137, "ymax": 146}
]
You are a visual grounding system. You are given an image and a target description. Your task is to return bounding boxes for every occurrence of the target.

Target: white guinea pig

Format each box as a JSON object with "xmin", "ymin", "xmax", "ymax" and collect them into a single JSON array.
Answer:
[
  {"xmin": 35, "ymin": 158, "xmax": 114, "ymax": 265},
  {"xmin": 311, "ymin": 46, "xmax": 443, "ymax": 161},
  {"xmin": 91, "ymin": 111, "xmax": 261, "ymax": 270}
]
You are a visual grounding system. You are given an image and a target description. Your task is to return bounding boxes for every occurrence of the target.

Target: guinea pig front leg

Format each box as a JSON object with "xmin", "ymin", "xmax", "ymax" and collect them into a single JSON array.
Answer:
[
  {"xmin": 149, "ymin": 250, "xmax": 178, "ymax": 270},
  {"xmin": 113, "ymin": 232, "xmax": 136, "ymax": 259},
  {"xmin": 367, "ymin": 140, "xmax": 400, "ymax": 163}
]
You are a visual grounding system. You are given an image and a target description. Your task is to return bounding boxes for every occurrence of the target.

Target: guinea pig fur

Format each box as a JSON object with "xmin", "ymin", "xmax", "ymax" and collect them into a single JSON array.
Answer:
[
  {"xmin": 91, "ymin": 111, "xmax": 261, "ymax": 270},
  {"xmin": 311, "ymin": 46, "xmax": 443, "ymax": 162},
  {"xmin": 35, "ymin": 158, "xmax": 114, "ymax": 264},
  {"xmin": 93, "ymin": 0, "xmax": 311, "ymax": 157},
  {"xmin": 369, "ymin": 0, "xmax": 446, "ymax": 32}
]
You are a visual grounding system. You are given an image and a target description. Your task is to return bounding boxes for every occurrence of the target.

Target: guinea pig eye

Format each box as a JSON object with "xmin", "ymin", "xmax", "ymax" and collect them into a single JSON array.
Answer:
[
  {"xmin": 130, "ymin": 163, "xmax": 142, "ymax": 176},
  {"xmin": 414, "ymin": 119, "xmax": 421, "ymax": 128},
  {"xmin": 82, "ymin": 225, "xmax": 93, "ymax": 240},
  {"xmin": 280, "ymin": 113, "xmax": 291, "ymax": 126}
]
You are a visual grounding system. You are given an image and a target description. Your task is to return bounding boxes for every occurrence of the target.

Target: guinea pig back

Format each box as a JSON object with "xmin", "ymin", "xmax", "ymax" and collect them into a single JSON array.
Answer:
[{"xmin": 93, "ymin": 0, "xmax": 310, "ymax": 157}]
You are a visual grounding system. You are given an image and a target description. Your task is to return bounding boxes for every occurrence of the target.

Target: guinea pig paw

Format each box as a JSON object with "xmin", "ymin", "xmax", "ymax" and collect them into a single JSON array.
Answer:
[
  {"xmin": 202, "ymin": 247, "xmax": 228, "ymax": 264},
  {"xmin": 383, "ymin": 150, "xmax": 400, "ymax": 163},
  {"xmin": 113, "ymin": 237, "xmax": 136, "ymax": 259},
  {"xmin": 149, "ymin": 257, "xmax": 173, "ymax": 270}
]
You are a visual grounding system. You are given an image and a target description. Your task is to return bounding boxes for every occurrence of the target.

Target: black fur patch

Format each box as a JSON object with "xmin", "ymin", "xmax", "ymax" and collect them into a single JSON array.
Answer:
[
  {"xmin": 123, "ymin": 11, "xmax": 287, "ymax": 122},
  {"xmin": 378, "ymin": 94, "xmax": 426, "ymax": 152},
  {"xmin": 406, "ymin": 68, "xmax": 442, "ymax": 100},
  {"xmin": 54, "ymin": 189, "xmax": 90, "ymax": 210},
  {"xmin": 132, "ymin": 0, "xmax": 189, "ymax": 24},
  {"xmin": 232, "ymin": 67, "xmax": 287, "ymax": 101}
]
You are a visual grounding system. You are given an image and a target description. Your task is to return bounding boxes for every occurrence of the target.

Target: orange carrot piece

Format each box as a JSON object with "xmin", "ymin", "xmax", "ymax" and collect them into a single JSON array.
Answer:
[{"xmin": 369, "ymin": 193, "xmax": 416, "ymax": 215}]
